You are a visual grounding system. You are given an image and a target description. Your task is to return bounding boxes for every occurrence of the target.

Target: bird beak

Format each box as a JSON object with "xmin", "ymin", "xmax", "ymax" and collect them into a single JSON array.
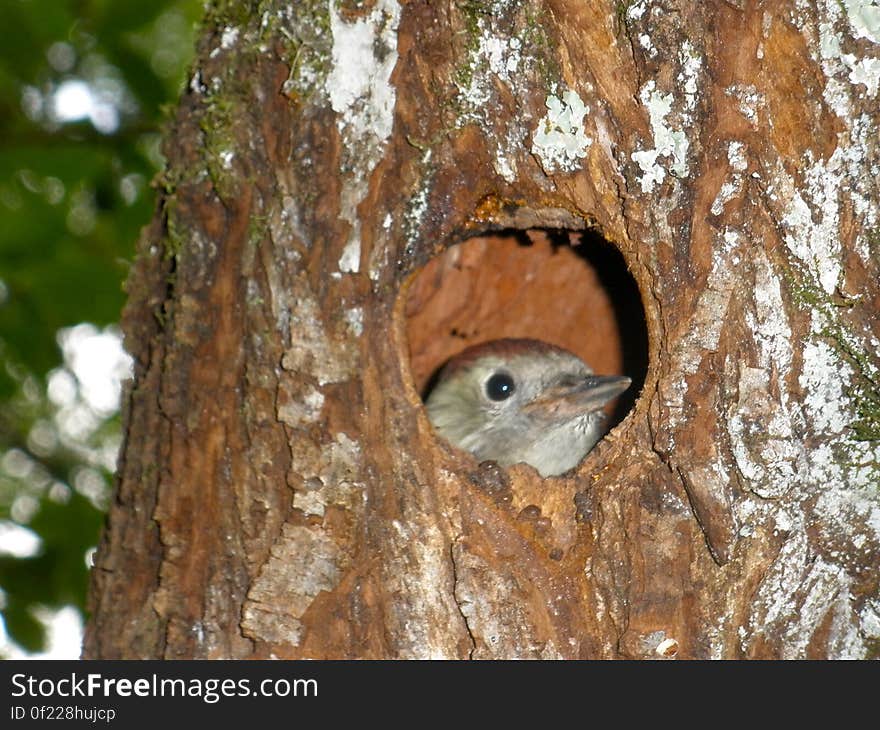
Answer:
[{"xmin": 524, "ymin": 375, "xmax": 632, "ymax": 419}]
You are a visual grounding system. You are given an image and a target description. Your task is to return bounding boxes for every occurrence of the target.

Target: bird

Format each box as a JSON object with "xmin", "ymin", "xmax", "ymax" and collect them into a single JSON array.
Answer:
[{"xmin": 424, "ymin": 338, "xmax": 631, "ymax": 477}]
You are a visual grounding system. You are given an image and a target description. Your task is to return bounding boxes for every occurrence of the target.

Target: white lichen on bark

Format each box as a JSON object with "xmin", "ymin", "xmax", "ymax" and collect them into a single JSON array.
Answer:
[
  {"xmin": 628, "ymin": 0, "xmax": 880, "ymax": 656},
  {"xmin": 453, "ymin": 2, "xmax": 588, "ymax": 183},
  {"xmin": 531, "ymin": 90, "xmax": 592, "ymax": 173},
  {"xmin": 326, "ymin": 0, "xmax": 401, "ymax": 274},
  {"xmin": 630, "ymin": 35, "xmax": 700, "ymax": 190},
  {"xmin": 727, "ymin": 1, "xmax": 880, "ymax": 657},
  {"xmin": 631, "ymin": 80, "xmax": 691, "ymax": 192}
]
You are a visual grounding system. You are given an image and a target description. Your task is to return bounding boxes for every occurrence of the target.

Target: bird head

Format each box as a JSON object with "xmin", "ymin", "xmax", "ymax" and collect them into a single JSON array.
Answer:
[{"xmin": 424, "ymin": 338, "xmax": 631, "ymax": 477}]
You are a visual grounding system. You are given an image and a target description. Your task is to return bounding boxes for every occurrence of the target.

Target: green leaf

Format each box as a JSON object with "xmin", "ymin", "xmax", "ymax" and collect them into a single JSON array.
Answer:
[{"xmin": 0, "ymin": 0, "xmax": 203, "ymax": 654}]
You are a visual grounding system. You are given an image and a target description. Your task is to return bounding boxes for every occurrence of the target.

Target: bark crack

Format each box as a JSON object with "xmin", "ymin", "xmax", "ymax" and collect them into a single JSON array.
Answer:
[{"xmin": 448, "ymin": 537, "xmax": 476, "ymax": 659}]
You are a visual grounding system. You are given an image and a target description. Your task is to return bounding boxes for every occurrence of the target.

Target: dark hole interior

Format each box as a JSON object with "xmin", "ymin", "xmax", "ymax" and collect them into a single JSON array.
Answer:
[
  {"xmin": 405, "ymin": 228, "xmax": 648, "ymax": 432},
  {"xmin": 573, "ymin": 229, "xmax": 649, "ymax": 425}
]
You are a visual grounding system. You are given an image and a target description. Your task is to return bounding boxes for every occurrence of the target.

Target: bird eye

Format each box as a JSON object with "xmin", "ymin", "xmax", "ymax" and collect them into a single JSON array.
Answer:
[{"xmin": 486, "ymin": 372, "xmax": 516, "ymax": 401}]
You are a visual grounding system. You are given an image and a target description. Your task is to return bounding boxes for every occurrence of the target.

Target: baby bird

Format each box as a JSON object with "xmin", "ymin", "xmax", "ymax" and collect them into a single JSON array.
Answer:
[{"xmin": 425, "ymin": 338, "xmax": 631, "ymax": 477}]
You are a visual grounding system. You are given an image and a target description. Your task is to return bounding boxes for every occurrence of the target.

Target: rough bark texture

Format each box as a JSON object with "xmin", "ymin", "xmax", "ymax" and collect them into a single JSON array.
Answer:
[{"xmin": 84, "ymin": 0, "xmax": 880, "ymax": 659}]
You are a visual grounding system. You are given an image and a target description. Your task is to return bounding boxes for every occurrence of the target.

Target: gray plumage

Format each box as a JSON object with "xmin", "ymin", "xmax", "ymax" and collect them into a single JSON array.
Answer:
[{"xmin": 425, "ymin": 338, "xmax": 631, "ymax": 477}]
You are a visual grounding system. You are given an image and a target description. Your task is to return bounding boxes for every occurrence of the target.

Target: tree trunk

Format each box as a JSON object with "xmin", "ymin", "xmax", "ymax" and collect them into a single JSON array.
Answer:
[{"xmin": 84, "ymin": 0, "xmax": 880, "ymax": 659}]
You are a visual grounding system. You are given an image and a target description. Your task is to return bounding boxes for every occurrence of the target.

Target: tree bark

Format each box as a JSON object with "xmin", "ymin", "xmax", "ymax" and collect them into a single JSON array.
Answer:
[{"xmin": 84, "ymin": 0, "xmax": 880, "ymax": 659}]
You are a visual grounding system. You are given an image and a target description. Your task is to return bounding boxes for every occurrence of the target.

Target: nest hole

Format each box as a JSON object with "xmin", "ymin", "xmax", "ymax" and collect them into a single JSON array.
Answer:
[{"xmin": 404, "ymin": 228, "xmax": 648, "ymax": 429}]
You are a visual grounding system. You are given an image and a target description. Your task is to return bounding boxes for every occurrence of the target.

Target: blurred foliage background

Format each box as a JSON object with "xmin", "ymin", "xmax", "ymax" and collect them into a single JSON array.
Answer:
[{"xmin": 0, "ymin": 0, "xmax": 202, "ymax": 656}]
